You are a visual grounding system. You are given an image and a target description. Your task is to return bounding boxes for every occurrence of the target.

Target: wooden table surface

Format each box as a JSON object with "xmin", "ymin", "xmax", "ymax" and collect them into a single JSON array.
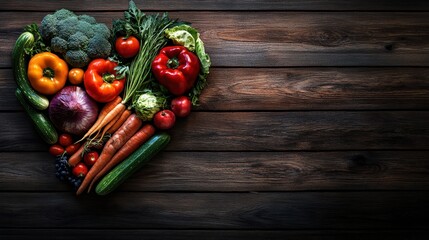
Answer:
[{"xmin": 1, "ymin": 0, "xmax": 429, "ymax": 239}]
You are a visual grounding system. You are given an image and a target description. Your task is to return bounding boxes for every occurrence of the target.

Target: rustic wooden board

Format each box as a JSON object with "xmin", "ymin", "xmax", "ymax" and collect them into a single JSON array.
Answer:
[
  {"xmin": 2, "ymin": 12, "xmax": 429, "ymax": 68},
  {"xmin": 1, "ymin": 151, "xmax": 429, "ymax": 192},
  {"xmin": 1, "ymin": 192, "xmax": 428, "ymax": 229},
  {"xmin": 1, "ymin": 0, "xmax": 428, "ymax": 238},
  {"xmin": 2, "ymin": 68, "xmax": 429, "ymax": 111},
  {"xmin": 1, "ymin": 0, "xmax": 428, "ymax": 11},
  {"xmin": 1, "ymin": 229, "xmax": 427, "ymax": 240},
  {"xmin": 1, "ymin": 111, "xmax": 428, "ymax": 152}
]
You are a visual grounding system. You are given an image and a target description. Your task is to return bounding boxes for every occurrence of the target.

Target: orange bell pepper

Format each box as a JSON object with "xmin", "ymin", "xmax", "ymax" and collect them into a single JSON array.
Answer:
[{"xmin": 27, "ymin": 52, "xmax": 68, "ymax": 95}]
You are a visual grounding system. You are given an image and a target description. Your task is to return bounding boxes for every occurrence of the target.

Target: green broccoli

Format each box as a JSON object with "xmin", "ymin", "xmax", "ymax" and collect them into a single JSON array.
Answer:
[
  {"xmin": 87, "ymin": 35, "xmax": 111, "ymax": 59},
  {"xmin": 40, "ymin": 9, "xmax": 111, "ymax": 68},
  {"xmin": 50, "ymin": 37, "xmax": 68, "ymax": 54},
  {"xmin": 68, "ymin": 32, "xmax": 89, "ymax": 51},
  {"xmin": 65, "ymin": 50, "xmax": 90, "ymax": 68},
  {"xmin": 78, "ymin": 15, "xmax": 97, "ymax": 24}
]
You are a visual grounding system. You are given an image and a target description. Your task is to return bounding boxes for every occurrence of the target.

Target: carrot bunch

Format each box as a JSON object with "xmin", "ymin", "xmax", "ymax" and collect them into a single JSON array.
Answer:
[
  {"xmin": 78, "ymin": 96, "xmax": 131, "ymax": 141},
  {"xmin": 73, "ymin": 100, "xmax": 156, "ymax": 195},
  {"xmin": 76, "ymin": 113, "xmax": 155, "ymax": 195}
]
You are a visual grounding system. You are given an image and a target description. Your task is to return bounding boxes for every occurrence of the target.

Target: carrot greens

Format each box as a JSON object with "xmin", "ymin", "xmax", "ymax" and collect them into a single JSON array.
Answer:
[{"xmin": 112, "ymin": 0, "xmax": 176, "ymax": 105}]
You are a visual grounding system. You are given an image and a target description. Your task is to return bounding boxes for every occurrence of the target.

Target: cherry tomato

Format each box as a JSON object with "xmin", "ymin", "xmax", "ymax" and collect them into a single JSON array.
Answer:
[
  {"xmin": 72, "ymin": 163, "xmax": 88, "ymax": 177},
  {"xmin": 49, "ymin": 144, "xmax": 65, "ymax": 156},
  {"xmin": 84, "ymin": 151, "xmax": 99, "ymax": 167},
  {"xmin": 68, "ymin": 68, "xmax": 84, "ymax": 85},
  {"xmin": 153, "ymin": 110, "xmax": 176, "ymax": 130},
  {"xmin": 115, "ymin": 36, "xmax": 140, "ymax": 58},
  {"xmin": 59, "ymin": 133, "xmax": 73, "ymax": 147},
  {"xmin": 171, "ymin": 96, "xmax": 192, "ymax": 117},
  {"xmin": 66, "ymin": 143, "xmax": 81, "ymax": 155}
]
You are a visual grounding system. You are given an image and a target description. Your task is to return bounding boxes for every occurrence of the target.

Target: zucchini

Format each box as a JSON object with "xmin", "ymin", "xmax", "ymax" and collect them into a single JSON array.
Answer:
[
  {"xmin": 12, "ymin": 32, "xmax": 49, "ymax": 110},
  {"xmin": 95, "ymin": 133, "xmax": 171, "ymax": 195},
  {"xmin": 15, "ymin": 88, "xmax": 58, "ymax": 144}
]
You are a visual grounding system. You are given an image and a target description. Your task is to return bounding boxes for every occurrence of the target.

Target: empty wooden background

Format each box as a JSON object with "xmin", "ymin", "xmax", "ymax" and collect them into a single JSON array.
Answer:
[{"xmin": 1, "ymin": 0, "xmax": 429, "ymax": 239}]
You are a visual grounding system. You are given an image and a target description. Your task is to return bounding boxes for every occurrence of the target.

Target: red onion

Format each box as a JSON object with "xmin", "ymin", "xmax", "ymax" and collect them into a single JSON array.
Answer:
[{"xmin": 49, "ymin": 86, "xmax": 99, "ymax": 136}]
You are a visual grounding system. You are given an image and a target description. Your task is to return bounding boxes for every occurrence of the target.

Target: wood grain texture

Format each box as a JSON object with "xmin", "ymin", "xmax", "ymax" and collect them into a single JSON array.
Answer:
[
  {"xmin": 1, "ymin": 0, "xmax": 429, "ymax": 11},
  {"xmin": 1, "ymin": 151, "xmax": 429, "ymax": 192},
  {"xmin": 3, "ymin": 68, "xmax": 429, "ymax": 111},
  {"xmin": 2, "ymin": 12, "xmax": 429, "ymax": 67},
  {"xmin": 1, "ymin": 192, "xmax": 429, "ymax": 229},
  {"xmin": 1, "ymin": 0, "xmax": 429, "ymax": 237},
  {"xmin": 195, "ymin": 67, "xmax": 429, "ymax": 110},
  {"xmin": 2, "ymin": 111, "xmax": 429, "ymax": 152},
  {"xmin": 1, "ymin": 229, "xmax": 427, "ymax": 240}
]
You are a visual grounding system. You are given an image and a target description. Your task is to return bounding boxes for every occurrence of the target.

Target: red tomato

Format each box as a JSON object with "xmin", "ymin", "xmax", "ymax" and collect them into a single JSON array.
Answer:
[
  {"xmin": 171, "ymin": 96, "xmax": 192, "ymax": 117},
  {"xmin": 84, "ymin": 151, "xmax": 99, "ymax": 167},
  {"xmin": 115, "ymin": 36, "xmax": 140, "ymax": 58},
  {"xmin": 72, "ymin": 163, "xmax": 88, "ymax": 177},
  {"xmin": 66, "ymin": 143, "xmax": 81, "ymax": 155},
  {"xmin": 153, "ymin": 110, "xmax": 176, "ymax": 130},
  {"xmin": 49, "ymin": 144, "xmax": 65, "ymax": 156},
  {"xmin": 58, "ymin": 133, "xmax": 73, "ymax": 147}
]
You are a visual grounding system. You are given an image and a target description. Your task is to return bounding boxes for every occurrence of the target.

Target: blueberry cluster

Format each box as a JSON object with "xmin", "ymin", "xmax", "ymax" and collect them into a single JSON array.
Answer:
[
  {"xmin": 55, "ymin": 155, "xmax": 83, "ymax": 190},
  {"xmin": 55, "ymin": 155, "xmax": 70, "ymax": 181},
  {"xmin": 67, "ymin": 176, "xmax": 83, "ymax": 190}
]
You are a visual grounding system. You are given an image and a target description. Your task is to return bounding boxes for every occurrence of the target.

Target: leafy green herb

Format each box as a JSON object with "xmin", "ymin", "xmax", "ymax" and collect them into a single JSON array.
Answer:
[
  {"xmin": 23, "ymin": 23, "xmax": 50, "ymax": 56},
  {"xmin": 112, "ymin": 1, "xmax": 143, "ymax": 38},
  {"xmin": 114, "ymin": 64, "xmax": 130, "ymax": 80}
]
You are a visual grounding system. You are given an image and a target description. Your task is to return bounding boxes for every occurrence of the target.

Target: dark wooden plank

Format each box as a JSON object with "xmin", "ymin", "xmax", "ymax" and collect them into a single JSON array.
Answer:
[
  {"xmin": 1, "ymin": 0, "xmax": 428, "ymax": 11},
  {"xmin": 2, "ymin": 151, "xmax": 429, "ymax": 192},
  {"xmin": 1, "ymin": 229, "xmax": 427, "ymax": 240},
  {"xmin": 1, "ymin": 192, "xmax": 428, "ymax": 229},
  {"xmin": 200, "ymin": 67, "xmax": 429, "ymax": 111},
  {"xmin": 2, "ymin": 12, "xmax": 429, "ymax": 67},
  {"xmin": 2, "ymin": 68, "xmax": 429, "ymax": 111},
  {"xmin": 1, "ymin": 111, "xmax": 429, "ymax": 152}
]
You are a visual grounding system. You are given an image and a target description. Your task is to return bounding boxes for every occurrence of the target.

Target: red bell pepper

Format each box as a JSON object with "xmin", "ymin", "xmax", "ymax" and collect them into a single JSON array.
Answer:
[
  {"xmin": 151, "ymin": 46, "xmax": 200, "ymax": 96},
  {"xmin": 84, "ymin": 59, "xmax": 126, "ymax": 103}
]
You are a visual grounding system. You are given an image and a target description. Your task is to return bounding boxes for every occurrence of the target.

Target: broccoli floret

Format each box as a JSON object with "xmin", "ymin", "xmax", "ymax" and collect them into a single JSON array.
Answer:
[
  {"xmin": 93, "ymin": 23, "xmax": 111, "ymax": 39},
  {"xmin": 39, "ymin": 9, "xmax": 112, "ymax": 67},
  {"xmin": 40, "ymin": 14, "xmax": 58, "ymax": 40},
  {"xmin": 76, "ymin": 21, "xmax": 95, "ymax": 38},
  {"xmin": 78, "ymin": 15, "xmax": 97, "ymax": 24},
  {"xmin": 68, "ymin": 32, "xmax": 89, "ymax": 51},
  {"xmin": 65, "ymin": 50, "xmax": 90, "ymax": 68},
  {"xmin": 53, "ymin": 9, "xmax": 75, "ymax": 20},
  {"xmin": 51, "ymin": 37, "xmax": 68, "ymax": 54},
  {"xmin": 87, "ymin": 35, "xmax": 111, "ymax": 59},
  {"xmin": 57, "ymin": 17, "xmax": 79, "ymax": 39}
]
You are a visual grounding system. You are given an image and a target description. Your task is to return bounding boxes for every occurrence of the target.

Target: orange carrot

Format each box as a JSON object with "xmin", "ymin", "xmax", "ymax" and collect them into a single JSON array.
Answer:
[
  {"xmin": 91, "ymin": 103, "xmax": 126, "ymax": 136},
  {"xmin": 68, "ymin": 142, "xmax": 86, "ymax": 167},
  {"xmin": 88, "ymin": 124, "xmax": 156, "ymax": 191},
  {"xmin": 76, "ymin": 114, "xmax": 143, "ymax": 195},
  {"xmin": 107, "ymin": 109, "xmax": 132, "ymax": 134},
  {"xmin": 98, "ymin": 107, "xmax": 125, "ymax": 139},
  {"xmin": 79, "ymin": 96, "xmax": 122, "ymax": 141}
]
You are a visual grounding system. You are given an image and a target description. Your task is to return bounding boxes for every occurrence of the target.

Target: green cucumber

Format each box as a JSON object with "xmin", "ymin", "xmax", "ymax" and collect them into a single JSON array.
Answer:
[
  {"xmin": 95, "ymin": 133, "xmax": 171, "ymax": 195},
  {"xmin": 12, "ymin": 32, "xmax": 49, "ymax": 110},
  {"xmin": 15, "ymin": 88, "xmax": 58, "ymax": 144}
]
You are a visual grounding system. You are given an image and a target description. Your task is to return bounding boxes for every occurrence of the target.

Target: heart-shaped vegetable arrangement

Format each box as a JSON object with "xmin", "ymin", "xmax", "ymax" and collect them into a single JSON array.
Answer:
[{"xmin": 12, "ymin": 1, "xmax": 210, "ymax": 195}]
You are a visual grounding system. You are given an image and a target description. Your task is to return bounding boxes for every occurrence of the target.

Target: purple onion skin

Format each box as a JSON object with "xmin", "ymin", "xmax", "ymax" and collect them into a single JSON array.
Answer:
[{"xmin": 49, "ymin": 86, "xmax": 99, "ymax": 136}]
